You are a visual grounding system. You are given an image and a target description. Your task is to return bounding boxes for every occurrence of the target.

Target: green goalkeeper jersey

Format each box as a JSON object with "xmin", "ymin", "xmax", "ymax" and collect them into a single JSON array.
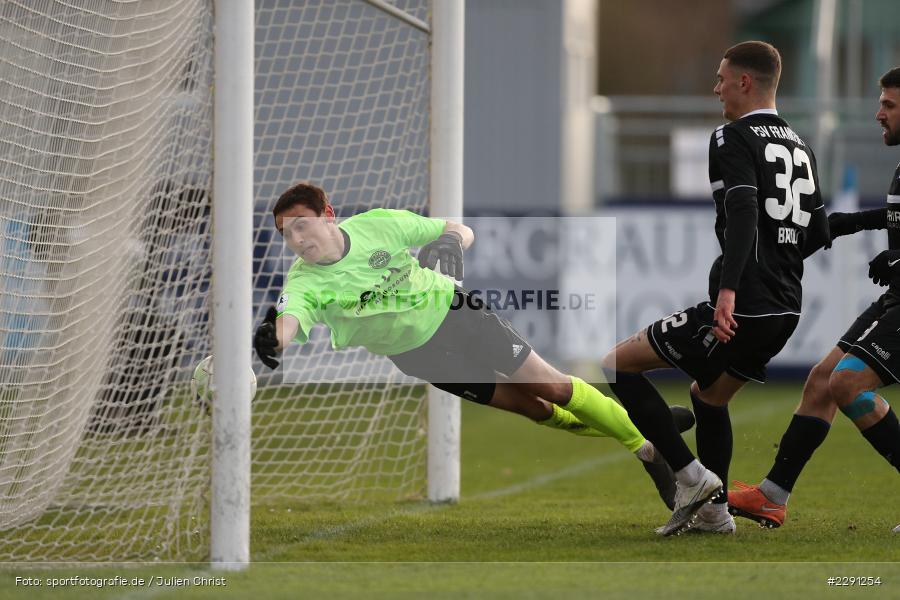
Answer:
[{"xmin": 276, "ymin": 208, "xmax": 456, "ymax": 355}]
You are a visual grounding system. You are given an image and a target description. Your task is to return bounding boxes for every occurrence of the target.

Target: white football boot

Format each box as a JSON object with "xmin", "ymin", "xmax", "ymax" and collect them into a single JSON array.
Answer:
[{"xmin": 656, "ymin": 468, "xmax": 723, "ymax": 536}]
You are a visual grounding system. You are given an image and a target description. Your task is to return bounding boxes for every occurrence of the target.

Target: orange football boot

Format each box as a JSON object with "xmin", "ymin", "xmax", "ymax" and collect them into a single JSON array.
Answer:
[{"xmin": 727, "ymin": 481, "xmax": 785, "ymax": 528}]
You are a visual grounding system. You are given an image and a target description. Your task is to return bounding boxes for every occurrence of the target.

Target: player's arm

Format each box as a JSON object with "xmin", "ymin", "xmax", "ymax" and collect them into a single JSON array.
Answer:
[
  {"xmin": 710, "ymin": 126, "xmax": 758, "ymax": 342},
  {"xmin": 828, "ymin": 208, "xmax": 887, "ymax": 239},
  {"xmin": 276, "ymin": 314, "xmax": 299, "ymax": 352},
  {"xmin": 715, "ymin": 188, "xmax": 757, "ymax": 341},
  {"xmin": 442, "ymin": 220, "xmax": 474, "ymax": 250}
]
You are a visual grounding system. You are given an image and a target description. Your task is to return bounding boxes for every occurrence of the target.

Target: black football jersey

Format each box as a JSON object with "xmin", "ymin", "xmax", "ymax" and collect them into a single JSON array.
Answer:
[
  {"xmin": 707, "ymin": 110, "xmax": 827, "ymax": 315},
  {"xmin": 886, "ymin": 163, "xmax": 900, "ymax": 292},
  {"xmin": 886, "ymin": 163, "xmax": 900, "ymax": 248}
]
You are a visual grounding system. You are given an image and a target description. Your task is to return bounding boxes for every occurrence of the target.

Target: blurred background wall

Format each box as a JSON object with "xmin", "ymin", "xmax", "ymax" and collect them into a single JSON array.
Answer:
[
  {"xmin": 462, "ymin": 0, "xmax": 900, "ymax": 372},
  {"xmin": 465, "ymin": 0, "xmax": 900, "ymax": 209}
]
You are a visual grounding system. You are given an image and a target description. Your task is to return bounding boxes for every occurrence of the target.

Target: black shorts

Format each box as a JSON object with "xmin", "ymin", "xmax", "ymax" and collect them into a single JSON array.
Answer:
[
  {"xmin": 837, "ymin": 292, "xmax": 900, "ymax": 385},
  {"xmin": 646, "ymin": 301, "xmax": 799, "ymax": 390},
  {"xmin": 387, "ymin": 289, "xmax": 532, "ymax": 405}
]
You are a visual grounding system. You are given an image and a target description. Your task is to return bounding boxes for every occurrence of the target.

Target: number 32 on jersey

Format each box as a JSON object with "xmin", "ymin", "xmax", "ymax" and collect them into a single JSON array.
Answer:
[{"xmin": 763, "ymin": 143, "xmax": 815, "ymax": 232}]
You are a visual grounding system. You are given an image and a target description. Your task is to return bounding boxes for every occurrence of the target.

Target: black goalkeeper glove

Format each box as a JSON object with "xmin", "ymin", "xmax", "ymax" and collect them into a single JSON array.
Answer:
[
  {"xmin": 868, "ymin": 250, "xmax": 900, "ymax": 287},
  {"xmin": 254, "ymin": 306, "xmax": 280, "ymax": 369},
  {"xmin": 418, "ymin": 231, "xmax": 464, "ymax": 279},
  {"xmin": 828, "ymin": 212, "xmax": 863, "ymax": 238}
]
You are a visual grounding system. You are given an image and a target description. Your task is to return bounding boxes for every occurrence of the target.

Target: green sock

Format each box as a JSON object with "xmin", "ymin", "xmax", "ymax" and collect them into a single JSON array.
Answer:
[
  {"xmin": 538, "ymin": 403, "xmax": 606, "ymax": 437},
  {"xmin": 564, "ymin": 376, "xmax": 646, "ymax": 452}
]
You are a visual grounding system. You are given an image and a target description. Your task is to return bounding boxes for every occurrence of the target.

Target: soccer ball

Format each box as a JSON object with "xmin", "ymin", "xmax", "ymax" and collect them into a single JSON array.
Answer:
[{"xmin": 190, "ymin": 355, "xmax": 258, "ymax": 413}]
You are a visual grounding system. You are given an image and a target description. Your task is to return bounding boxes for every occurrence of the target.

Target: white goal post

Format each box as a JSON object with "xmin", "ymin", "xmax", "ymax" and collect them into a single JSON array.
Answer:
[
  {"xmin": 0, "ymin": 0, "xmax": 461, "ymax": 564},
  {"xmin": 426, "ymin": 0, "xmax": 463, "ymax": 504},
  {"xmin": 210, "ymin": 0, "xmax": 253, "ymax": 569}
]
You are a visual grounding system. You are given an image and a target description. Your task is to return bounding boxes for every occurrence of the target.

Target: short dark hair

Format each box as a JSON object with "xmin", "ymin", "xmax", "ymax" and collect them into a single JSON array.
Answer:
[
  {"xmin": 273, "ymin": 182, "xmax": 328, "ymax": 218},
  {"xmin": 723, "ymin": 41, "xmax": 782, "ymax": 91},
  {"xmin": 879, "ymin": 67, "xmax": 900, "ymax": 90}
]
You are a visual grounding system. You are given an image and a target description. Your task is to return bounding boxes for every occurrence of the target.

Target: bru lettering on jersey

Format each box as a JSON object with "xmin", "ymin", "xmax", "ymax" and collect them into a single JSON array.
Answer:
[{"xmin": 777, "ymin": 227, "xmax": 799, "ymax": 244}]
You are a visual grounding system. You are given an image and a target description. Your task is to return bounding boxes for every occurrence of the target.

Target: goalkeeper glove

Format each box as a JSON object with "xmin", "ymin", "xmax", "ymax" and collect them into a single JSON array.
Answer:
[
  {"xmin": 418, "ymin": 231, "xmax": 464, "ymax": 279},
  {"xmin": 254, "ymin": 306, "xmax": 280, "ymax": 369},
  {"xmin": 868, "ymin": 249, "xmax": 900, "ymax": 287}
]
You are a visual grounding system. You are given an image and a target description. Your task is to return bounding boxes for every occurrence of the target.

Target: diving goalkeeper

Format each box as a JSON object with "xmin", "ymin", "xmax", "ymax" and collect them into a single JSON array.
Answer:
[{"xmin": 254, "ymin": 182, "xmax": 694, "ymax": 509}]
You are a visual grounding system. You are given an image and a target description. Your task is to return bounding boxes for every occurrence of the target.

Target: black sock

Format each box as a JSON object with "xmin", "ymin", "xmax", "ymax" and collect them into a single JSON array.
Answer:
[
  {"xmin": 606, "ymin": 370, "xmax": 696, "ymax": 472},
  {"xmin": 691, "ymin": 392, "xmax": 731, "ymax": 503},
  {"xmin": 766, "ymin": 414, "xmax": 831, "ymax": 492},
  {"xmin": 861, "ymin": 408, "xmax": 900, "ymax": 473}
]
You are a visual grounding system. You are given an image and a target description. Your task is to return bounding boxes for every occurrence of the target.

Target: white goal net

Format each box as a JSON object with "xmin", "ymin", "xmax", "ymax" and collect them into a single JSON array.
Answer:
[{"xmin": 0, "ymin": 0, "xmax": 432, "ymax": 562}]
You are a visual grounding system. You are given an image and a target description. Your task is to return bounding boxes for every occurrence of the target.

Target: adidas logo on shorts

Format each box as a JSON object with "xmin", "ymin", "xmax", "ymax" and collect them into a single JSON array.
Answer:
[{"xmin": 512, "ymin": 344, "xmax": 524, "ymax": 358}]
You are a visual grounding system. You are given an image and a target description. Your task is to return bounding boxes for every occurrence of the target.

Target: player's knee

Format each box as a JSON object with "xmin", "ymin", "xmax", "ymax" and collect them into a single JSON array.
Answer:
[
  {"xmin": 808, "ymin": 359, "xmax": 833, "ymax": 387},
  {"xmin": 544, "ymin": 378, "xmax": 573, "ymax": 405},
  {"xmin": 600, "ymin": 349, "xmax": 642, "ymax": 379},
  {"xmin": 828, "ymin": 369, "xmax": 862, "ymax": 406},
  {"xmin": 803, "ymin": 360, "xmax": 834, "ymax": 398},
  {"xmin": 798, "ymin": 384, "xmax": 835, "ymax": 415},
  {"xmin": 828, "ymin": 355, "xmax": 875, "ymax": 402}
]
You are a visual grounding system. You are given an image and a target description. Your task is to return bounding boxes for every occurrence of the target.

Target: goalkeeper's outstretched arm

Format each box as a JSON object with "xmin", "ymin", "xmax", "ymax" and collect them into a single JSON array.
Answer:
[
  {"xmin": 254, "ymin": 306, "xmax": 300, "ymax": 369},
  {"xmin": 276, "ymin": 314, "xmax": 299, "ymax": 352}
]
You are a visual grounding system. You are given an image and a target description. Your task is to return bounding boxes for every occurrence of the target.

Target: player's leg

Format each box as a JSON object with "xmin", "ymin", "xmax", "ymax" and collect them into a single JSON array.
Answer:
[
  {"xmin": 769, "ymin": 347, "xmax": 841, "ymax": 494},
  {"xmin": 829, "ymin": 356, "xmax": 891, "ymax": 428},
  {"xmin": 601, "ymin": 308, "xmax": 724, "ymax": 535},
  {"xmin": 488, "ymin": 375, "xmax": 618, "ymax": 436},
  {"xmin": 393, "ymin": 294, "xmax": 677, "ymax": 462},
  {"xmin": 487, "ymin": 375, "xmax": 694, "ymax": 509},
  {"xmin": 834, "ymin": 300, "xmax": 900, "ymax": 472},
  {"xmin": 507, "ymin": 350, "xmax": 646, "ymax": 452},
  {"xmin": 403, "ymin": 325, "xmax": 691, "ymax": 510},
  {"xmin": 402, "ymin": 288, "xmax": 696, "ymax": 511},
  {"xmin": 730, "ymin": 299, "xmax": 888, "ymax": 524},
  {"xmin": 390, "ymin": 338, "xmax": 575, "ymax": 426},
  {"xmin": 829, "ymin": 355, "xmax": 900, "ymax": 474},
  {"xmin": 688, "ymin": 373, "xmax": 744, "ymax": 522},
  {"xmin": 399, "ymin": 289, "xmax": 659, "ymax": 452},
  {"xmin": 431, "ymin": 364, "xmax": 699, "ymax": 510},
  {"xmin": 436, "ymin": 300, "xmax": 649, "ymax": 454},
  {"xmin": 600, "ymin": 328, "xmax": 701, "ymax": 476},
  {"xmin": 504, "ymin": 352, "xmax": 699, "ymax": 511},
  {"xmin": 729, "ymin": 347, "xmax": 841, "ymax": 527},
  {"xmin": 488, "ymin": 376, "xmax": 617, "ymax": 436},
  {"xmin": 794, "ymin": 348, "xmax": 842, "ymax": 422}
]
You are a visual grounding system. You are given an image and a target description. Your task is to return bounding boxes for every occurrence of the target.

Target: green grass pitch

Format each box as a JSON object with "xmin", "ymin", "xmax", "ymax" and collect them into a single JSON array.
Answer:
[{"xmin": 1, "ymin": 381, "xmax": 898, "ymax": 599}]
